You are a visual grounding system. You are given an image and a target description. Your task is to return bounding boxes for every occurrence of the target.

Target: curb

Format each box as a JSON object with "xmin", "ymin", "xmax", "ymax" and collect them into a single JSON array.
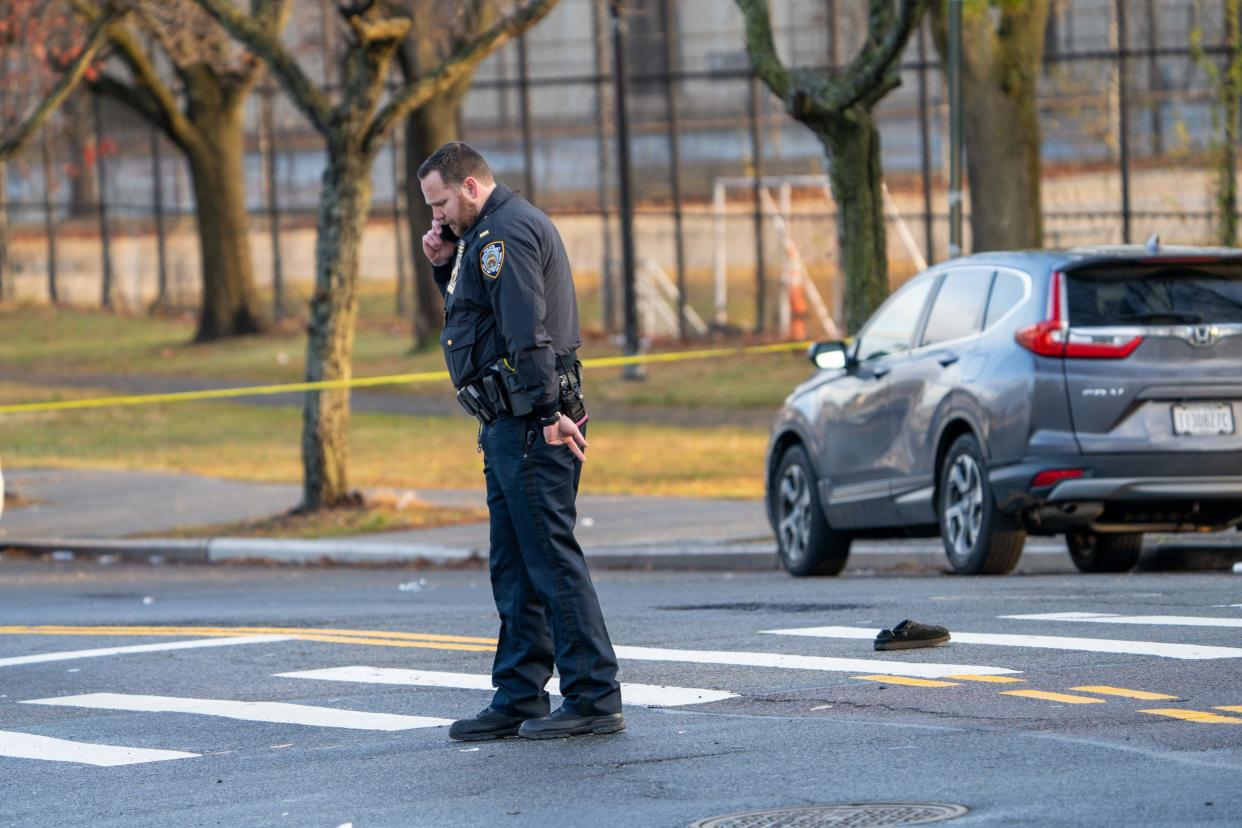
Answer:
[
  {"xmin": 3, "ymin": 536, "xmax": 1239, "ymax": 574},
  {"xmin": 0, "ymin": 535, "xmax": 1057, "ymax": 574}
]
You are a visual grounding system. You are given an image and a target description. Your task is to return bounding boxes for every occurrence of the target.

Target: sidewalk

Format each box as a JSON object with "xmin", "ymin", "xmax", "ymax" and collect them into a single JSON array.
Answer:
[
  {"xmin": 0, "ymin": 467, "xmax": 783, "ymax": 570},
  {"xmin": 3, "ymin": 467, "xmax": 1238, "ymax": 574}
]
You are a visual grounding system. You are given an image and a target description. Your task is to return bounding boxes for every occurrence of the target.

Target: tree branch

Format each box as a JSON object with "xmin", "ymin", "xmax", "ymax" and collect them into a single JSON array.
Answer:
[
  {"xmin": 90, "ymin": 71, "xmax": 179, "ymax": 139},
  {"xmin": 830, "ymin": 0, "xmax": 929, "ymax": 112},
  {"xmin": 70, "ymin": 1, "xmax": 203, "ymax": 152},
  {"xmin": 734, "ymin": 0, "xmax": 792, "ymax": 101},
  {"xmin": 365, "ymin": 0, "xmax": 559, "ymax": 151},
  {"xmin": 190, "ymin": 0, "xmax": 333, "ymax": 135},
  {"xmin": 0, "ymin": 9, "xmax": 122, "ymax": 161}
]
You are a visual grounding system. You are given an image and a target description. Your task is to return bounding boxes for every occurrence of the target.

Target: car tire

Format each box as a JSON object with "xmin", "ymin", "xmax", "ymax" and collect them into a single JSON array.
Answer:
[
  {"xmin": 772, "ymin": 445, "xmax": 850, "ymax": 576},
  {"xmin": 1065, "ymin": 530, "xmax": 1143, "ymax": 573},
  {"xmin": 937, "ymin": 433, "xmax": 1026, "ymax": 575}
]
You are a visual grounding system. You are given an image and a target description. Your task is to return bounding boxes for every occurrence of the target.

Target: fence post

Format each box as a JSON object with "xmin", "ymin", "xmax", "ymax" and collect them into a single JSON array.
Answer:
[
  {"xmin": 1147, "ymin": 0, "xmax": 1163, "ymax": 156},
  {"xmin": 518, "ymin": 33, "xmax": 536, "ymax": 205},
  {"xmin": 610, "ymin": 0, "xmax": 643, "ymax": 378},
  {"xmin": 593, "ymin": 0, "xmax": 617, "ymax": 334},
  {"xmin": 1115, "ymin": 0, "xmax": 1133, "ymax": 244},
  {"xmin": 391, "ymin": 125, "xmax": 409, "ymax": 317},
  {"xmin": 948, "ymin": 0, "xmax": 963, "ymax": 258},
  {"xmin": 150, "ymin": 125, "xmax": 169, "ymax": 310},
  {"xmin": 259, "ymin": 82, "xmax": 284, "ymax": 321},
  {"xmin": 93, "ymin": 92, "xmax": 113, "ymax": 309},
  {"xmin": 42, "ymin": 126, "xmax": 59, "ymax": 304},
  {"xmin": 750, "ymin": 74, "xmax": 767, "ymax": 334},
  {"xmin": 0, "ymin": 162, "xmax": 8, "ymax": 301},
  {"xmin": 917, "ymin": 21, "xmax": 935, "ymax": 264},
  {"xmin": 661, "ymin": 0, "xmax": 688, "ymax": 342}
]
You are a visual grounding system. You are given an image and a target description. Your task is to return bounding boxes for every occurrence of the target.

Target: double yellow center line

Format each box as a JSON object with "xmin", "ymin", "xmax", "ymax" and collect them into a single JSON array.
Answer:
[{"xmin": 0, "ymin": 625, "xmax": 498, "ymax": 653}]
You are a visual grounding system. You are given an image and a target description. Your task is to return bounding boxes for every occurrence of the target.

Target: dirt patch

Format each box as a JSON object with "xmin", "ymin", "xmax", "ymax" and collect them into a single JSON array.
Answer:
[{"xmin": 130, "ymin": 493, "xmax": 487, "ymax": 540}]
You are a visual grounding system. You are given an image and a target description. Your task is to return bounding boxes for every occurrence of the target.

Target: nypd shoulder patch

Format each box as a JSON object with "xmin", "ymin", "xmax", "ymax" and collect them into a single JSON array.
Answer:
[{"xmin": 480, "ymin": 240, "xmax": 505, "ymax": 279}]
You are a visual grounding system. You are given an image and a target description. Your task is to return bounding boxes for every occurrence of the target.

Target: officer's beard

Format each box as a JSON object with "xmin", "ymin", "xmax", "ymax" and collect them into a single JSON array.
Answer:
[{"xmin": 454, "ymin": 199, "xmax": 481, "ymax": 236}]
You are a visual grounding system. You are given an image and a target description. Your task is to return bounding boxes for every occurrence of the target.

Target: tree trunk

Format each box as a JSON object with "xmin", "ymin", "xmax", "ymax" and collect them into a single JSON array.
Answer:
[
  {"xmin": 822, "ymin": 111, "xmax": 888, "ymax": 334},
  {"xmin": 184, "ymin": 89, "xmax": 264, "ymax": 342},
  {"xmin": 404, "ymin": 94, "xmax": 466, "ymax": 350},
  {"xmin": 404, "ymin": 89, "xmax": 473, "ymax": 351},
  {"xmin": 300, "ymin": 149, "xmax": 371, "ymax": 510},
  {"xmin": 961, "ymin": 63, "xmax": 1043, "ymax": 251},
  {"xmin": 932, "ymin": 1, "xmax": 1049, "ymax": 252}
]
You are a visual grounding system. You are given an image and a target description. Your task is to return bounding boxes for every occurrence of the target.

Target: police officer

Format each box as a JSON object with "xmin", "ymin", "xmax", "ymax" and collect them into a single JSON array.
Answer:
[{"xmin": 418, "ymin": 142, "xmax": 624, "ymax": 740}]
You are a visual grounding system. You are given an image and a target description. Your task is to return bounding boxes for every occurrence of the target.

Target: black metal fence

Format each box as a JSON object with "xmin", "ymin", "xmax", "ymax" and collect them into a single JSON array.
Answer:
[{"xmin": 0, "ymin": 0, "xmax": 1237, "ymax": 338}]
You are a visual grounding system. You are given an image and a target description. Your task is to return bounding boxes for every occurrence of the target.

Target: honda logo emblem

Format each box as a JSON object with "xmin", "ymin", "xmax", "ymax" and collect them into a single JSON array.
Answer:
[{"xmin": 1188, "ymin": 324, "xmax": 1220, "ymax": 347}]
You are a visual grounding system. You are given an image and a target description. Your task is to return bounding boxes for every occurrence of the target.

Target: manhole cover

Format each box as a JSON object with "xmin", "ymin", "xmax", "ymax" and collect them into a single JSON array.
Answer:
[
  {"xmin": 658, "ymin": 603, "xmax": 873, "ymax": 613},
  {"xmin": 689, "ymin": 803, "xmax": 968, "ymax": 828}
]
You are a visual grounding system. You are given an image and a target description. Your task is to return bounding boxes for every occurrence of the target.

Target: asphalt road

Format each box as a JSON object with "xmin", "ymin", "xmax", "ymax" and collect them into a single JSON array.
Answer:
[{"xmin": 1, "ymin": 559, "xmax": 1240, "ymax": 827}]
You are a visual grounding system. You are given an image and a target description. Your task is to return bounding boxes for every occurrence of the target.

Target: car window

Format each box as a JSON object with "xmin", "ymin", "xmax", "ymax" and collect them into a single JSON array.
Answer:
[
  {"xmin": 855, "ymin": 277, "xmax": 935, "ymax": 362},
  {"xmin": 922, "ymin": 269, "xmax": 993, "ymax": 346},
  {"xmin": 1066, "ymin": 263, "xmax": 1242, "ymax": 325},
  {"xmin": 984, "ymin": 270, "xmax": 1026, "ymax": 328}
]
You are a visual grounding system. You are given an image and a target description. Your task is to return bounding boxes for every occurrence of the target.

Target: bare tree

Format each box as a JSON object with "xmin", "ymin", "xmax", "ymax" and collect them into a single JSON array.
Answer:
[
  {"xmin": 930, "ymin": 0, "xmax": 1051, "ymax": 252},
  {"xmin": 0, "ymin": 1, "xmax": 117, "ymax": 162},
  {"xmin": 190, "ymin": 0, "xmax": 559, "ymax": 510},
  {"xmin": 0, "ymin": 1, "xmax": 120, "ymax": 298},
  {"xmin": 69, "ymin": 0, "xmax": 285, "ymax": 340},
  {"xmin": 736, "ymin": 0, "xmax": 928, "ymax": 333},
  {"xmin": 396, "ymin": 1, "xmax": 498, "ymax": 352}
]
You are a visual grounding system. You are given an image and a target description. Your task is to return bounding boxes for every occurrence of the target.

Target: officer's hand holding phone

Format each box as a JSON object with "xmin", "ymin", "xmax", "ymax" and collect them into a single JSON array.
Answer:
[{"xmin": 422, "ymin": 219, "xmax": 456, "ymax": 267}]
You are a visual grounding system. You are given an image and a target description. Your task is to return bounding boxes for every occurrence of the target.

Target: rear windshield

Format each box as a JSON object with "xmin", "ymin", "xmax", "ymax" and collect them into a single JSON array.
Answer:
[{"xmin": 1066, "ymin": 262, "xmax": 1242, "ymax": 326}]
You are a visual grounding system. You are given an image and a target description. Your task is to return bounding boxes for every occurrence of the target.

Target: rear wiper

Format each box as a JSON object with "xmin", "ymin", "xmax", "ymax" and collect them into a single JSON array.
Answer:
[{"xmin": 1118, "ymin": 311, "xmax": 1204, "ymax": 324}]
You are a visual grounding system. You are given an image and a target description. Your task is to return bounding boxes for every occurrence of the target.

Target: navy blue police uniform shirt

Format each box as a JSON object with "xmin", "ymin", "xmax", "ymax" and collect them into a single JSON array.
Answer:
[{"xmin": 434, "ymin": 183, "xmax": 581, "ymax": 421}]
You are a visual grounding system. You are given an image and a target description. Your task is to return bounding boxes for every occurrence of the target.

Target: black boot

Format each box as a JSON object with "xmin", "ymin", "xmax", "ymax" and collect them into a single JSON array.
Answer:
[
  {"xmin": 448, "ymin": 707, "xmax": 531, "ymax": 741},
  {"xmin": 517, "ymin": 707, "xmax": 626, "ymax": 740}
]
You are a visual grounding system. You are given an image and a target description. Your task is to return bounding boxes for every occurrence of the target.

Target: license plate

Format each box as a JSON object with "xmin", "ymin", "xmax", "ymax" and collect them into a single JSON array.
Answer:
[{"xmin": 1171, "ymin": 403, "xmax": 1236, "ymax": 436}]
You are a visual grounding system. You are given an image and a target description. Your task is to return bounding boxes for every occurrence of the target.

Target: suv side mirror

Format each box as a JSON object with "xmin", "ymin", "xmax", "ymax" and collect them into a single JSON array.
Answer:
[{"xmin": 808, "ymin": 340, "xmax": 849, "ymax": 371}]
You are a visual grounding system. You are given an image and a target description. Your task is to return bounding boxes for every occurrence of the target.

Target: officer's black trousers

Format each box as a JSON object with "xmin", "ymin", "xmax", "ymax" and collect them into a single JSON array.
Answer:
[{"xmin": 480, "ymin": 414, "xmax": 622, "ymax": 718}]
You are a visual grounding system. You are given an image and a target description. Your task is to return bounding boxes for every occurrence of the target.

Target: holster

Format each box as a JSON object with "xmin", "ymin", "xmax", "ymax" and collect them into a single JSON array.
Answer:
[
  {"xmin": 457, "ymin": 355, "xmax": 585, "ymax": 427},
  {"xmin": 557, "ymin": 358, "xmax": 587, "ymax": 424},
  {"xmin": 456, "ymin": 383, "xmax": 497, "ymax": 426}
]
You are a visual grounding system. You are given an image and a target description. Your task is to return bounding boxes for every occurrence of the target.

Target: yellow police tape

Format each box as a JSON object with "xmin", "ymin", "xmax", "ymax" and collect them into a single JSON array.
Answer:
[{"xmin": 0, "ymin": 340, "xmax": 813, "ymax": 416}]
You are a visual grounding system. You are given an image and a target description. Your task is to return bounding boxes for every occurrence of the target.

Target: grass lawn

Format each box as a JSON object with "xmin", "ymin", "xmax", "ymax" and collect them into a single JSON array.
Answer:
[{"xmin": 0, "ymin": 381, "xmax": 768, "ymax": 499}]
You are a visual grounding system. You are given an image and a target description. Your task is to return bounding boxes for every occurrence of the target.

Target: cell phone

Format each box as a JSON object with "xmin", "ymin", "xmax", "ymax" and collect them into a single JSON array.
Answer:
[{"xmin": 439, "ymin": 223, "xmax": 458, "ymax": 243}]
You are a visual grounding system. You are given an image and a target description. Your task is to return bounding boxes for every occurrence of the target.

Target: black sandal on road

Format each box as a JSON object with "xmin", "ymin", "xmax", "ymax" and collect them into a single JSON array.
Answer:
[{"xmin": 874, "ymin": 619, "xmax": 951, "ymax": 651}]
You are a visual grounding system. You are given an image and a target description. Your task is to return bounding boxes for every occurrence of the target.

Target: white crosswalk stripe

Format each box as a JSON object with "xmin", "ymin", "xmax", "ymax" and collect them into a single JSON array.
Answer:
[
  {"xmin": 611, "ymin": 644, "xmax": 1021, "ymax": 678},
  {"xmin": 1001, "ymin": 612, "xmax": 1242, "ymax": 629},
  {"xmin": 0, "ymin": 635, "xmax": 295, "ymax": 668},
  {"xmin": 276, "ymin": 665, "xmax": 739, "ymax": 706},
  {"xmin": 21, "ymin": 693, "xmax": 452, "ymax": 731},
  {"xmin": 760, "ymin": 625, "xmax": 1242, "ymax": 660},
  {"xmin": 0, "ymin": 730, "xmax": 198, "ymax": 766}
]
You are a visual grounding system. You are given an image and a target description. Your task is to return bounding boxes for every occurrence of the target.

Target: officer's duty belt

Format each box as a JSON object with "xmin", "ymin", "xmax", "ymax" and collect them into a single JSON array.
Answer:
[{"xmin": 456, "ymin": 356, "xmax": 583, "ymax": 428}]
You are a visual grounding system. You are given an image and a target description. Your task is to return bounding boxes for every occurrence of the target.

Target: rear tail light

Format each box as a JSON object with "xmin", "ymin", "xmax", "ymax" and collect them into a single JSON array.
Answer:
[
  {"xmin": 1015, "ymin": 271, "xmax": 1144, "ymax": 359},
  {"xmin": 1030, "ymin": 468, "xmax": 1084, "ymax": 489}
]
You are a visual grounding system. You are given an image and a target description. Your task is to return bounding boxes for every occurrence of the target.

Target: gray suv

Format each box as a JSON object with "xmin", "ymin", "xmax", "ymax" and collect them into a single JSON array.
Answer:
[{"xmin": 765, "ymin": 244, "xmax": 1242, "ymax": 576}]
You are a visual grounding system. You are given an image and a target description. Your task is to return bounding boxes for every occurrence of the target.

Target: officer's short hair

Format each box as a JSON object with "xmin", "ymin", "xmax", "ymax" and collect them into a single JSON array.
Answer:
[{"xmin": 418, "ymin": 142, "xmax": 495, "ymax": 187}]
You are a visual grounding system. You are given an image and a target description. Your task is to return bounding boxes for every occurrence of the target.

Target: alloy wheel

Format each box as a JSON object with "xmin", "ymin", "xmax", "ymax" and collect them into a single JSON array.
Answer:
[
  {"xmin": 777, "ymin": 463, "xmax": 812, "ymax": 567},
  {"xmin": 944, "ymin": 453, "xmax": 984, "ymax": 559}
]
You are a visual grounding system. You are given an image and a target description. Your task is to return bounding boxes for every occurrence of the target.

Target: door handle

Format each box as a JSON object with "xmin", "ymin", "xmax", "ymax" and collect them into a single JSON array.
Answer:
[
  {"xmin": 870, "ymin": 364, "xmax": 891, "ymax": 379},
  {"xmin": 937, "ymin": 352, "xmax": 960, "ymax": 367}
]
